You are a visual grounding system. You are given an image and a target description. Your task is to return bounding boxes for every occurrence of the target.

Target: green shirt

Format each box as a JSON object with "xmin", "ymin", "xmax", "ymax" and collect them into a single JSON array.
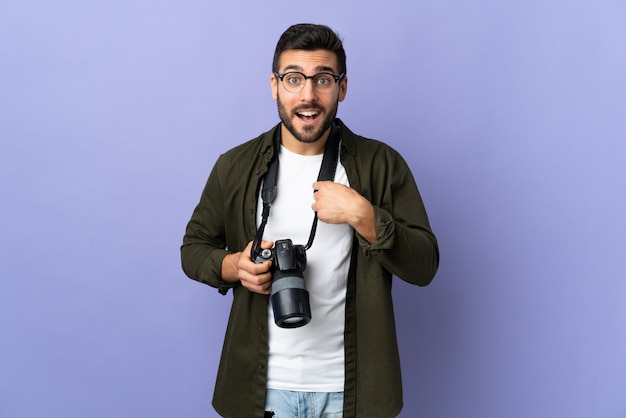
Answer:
[{"xmin": 181, "ymin": 119, "xmax": 439, "ymax": 417}]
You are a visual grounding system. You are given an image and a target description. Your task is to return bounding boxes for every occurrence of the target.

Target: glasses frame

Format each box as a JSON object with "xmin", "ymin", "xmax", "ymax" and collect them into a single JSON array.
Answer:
[{"xmin": 274, "ymin": 71, "xmax": 346, "ymax": 93}]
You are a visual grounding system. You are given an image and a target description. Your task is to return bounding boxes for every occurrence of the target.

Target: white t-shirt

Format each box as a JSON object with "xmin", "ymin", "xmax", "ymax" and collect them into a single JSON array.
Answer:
[{"xmin": 258, "ymin": 144, "xmax": 353, "ymax": 392}]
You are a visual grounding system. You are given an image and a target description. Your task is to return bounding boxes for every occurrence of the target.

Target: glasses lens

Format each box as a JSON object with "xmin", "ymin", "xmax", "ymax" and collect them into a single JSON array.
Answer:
[
  {"xmin": 283, "ymin": 73, "xmax": 305, "ymax": 92},
  {"xmin": 313, "ymin": 74, "xmax": 335, "ymax": 91}
]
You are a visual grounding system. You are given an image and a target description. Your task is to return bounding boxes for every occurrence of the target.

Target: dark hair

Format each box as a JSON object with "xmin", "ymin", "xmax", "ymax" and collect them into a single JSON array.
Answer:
[{"xmin": 272, "ymin": 24, "xmax": 347, "ymax": 75}]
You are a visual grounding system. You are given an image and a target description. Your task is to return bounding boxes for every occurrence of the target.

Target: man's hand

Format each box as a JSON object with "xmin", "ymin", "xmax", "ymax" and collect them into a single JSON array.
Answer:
[
  {"xmin": 312, "ymin": 181, "xmax": 377, "ymax": 243},
  {"xmin": 221, "ymin": 240, "xmax": 274, "ymax": 294}
]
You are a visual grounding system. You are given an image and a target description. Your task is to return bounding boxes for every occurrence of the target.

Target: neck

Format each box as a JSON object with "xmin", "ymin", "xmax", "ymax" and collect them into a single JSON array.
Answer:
[{"xmin": 280, "ymin": 125, "xmax": 331, "ymax": 155}]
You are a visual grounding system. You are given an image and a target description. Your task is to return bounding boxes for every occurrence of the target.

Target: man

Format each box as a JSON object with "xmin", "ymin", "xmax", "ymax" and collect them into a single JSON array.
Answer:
[{"xmin": 181, "ymin": 23, "xmax": 439, "ymax": 417}]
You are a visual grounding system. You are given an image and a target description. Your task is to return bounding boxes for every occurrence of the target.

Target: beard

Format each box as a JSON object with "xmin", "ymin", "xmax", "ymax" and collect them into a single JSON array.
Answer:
[{"xmin": 276, "ymin": 94, "xmax": 339, "ymax": 144}]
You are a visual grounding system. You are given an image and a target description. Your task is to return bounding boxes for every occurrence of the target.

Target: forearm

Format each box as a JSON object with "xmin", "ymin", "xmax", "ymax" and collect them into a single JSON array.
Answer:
[
  {"xmin": 181, "ymin": 240, "xmax": 231, "ymax": 289},
  {"xmin": 348, "ymin": 195, "xmax": 376, "ymax": 244},
  {"xmin": 359, "ymin": 206, "xmax": 439, "ymax": 286},
  {"xmin": 221, "ymin": 252, "xmax": 241, "ymax": 283}
]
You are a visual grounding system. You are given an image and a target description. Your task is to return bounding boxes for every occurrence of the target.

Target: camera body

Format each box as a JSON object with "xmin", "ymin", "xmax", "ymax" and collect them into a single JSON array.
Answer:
[{"xmin": 254, "ymin": 239, "xmax": 311, "ymax": 328}]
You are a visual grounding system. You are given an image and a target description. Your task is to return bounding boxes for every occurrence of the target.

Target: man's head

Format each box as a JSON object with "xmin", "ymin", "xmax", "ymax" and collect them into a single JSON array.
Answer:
[
  {"xmin": 271, "ymin": 24, "xmax": 348, "ymax": 151},
  {"xmin": 272, "ymin": 24, "xmax": 347, "ymax": 76}
]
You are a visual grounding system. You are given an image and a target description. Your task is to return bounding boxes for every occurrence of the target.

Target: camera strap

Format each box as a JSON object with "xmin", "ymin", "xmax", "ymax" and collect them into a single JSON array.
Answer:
[{"xmin": 251, "ymin": 123, "xmax": 341, "ymax": 258}]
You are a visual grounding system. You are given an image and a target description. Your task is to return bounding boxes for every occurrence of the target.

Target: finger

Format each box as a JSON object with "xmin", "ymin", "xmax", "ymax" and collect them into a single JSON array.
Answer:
[
  {"xmin": 240, "ymin": 272, "xmax": 272, "ymax": 295},
  {"xmin": 241, "ymin": 279, "xmax": 271, "ymax": 295},
  {"xmin": 252, "ymin": 259, "xmax": 273, "ymax": 274},
  {"xmin": 312, "ymin": 180, "xmax": 329, "ymax": 191}
]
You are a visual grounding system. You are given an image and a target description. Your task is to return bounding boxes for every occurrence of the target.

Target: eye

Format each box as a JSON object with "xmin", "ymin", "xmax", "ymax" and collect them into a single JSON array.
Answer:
[
  {"xmin": 285, "ymin": 74, "xmax": 303, "ymax": 85},
  {"xmin": 315, "ymin": 75, "xmax": 333, "ymax": 86}
]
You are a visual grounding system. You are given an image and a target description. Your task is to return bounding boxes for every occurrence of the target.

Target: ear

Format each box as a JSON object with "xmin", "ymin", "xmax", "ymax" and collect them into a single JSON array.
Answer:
[
  {"xmin": 338, "ymin": 76, "xmax": 348, "ymax": 102},
  {"xmin": 270, "ymin": 73, "xmax": 278, "ymax": 100}
]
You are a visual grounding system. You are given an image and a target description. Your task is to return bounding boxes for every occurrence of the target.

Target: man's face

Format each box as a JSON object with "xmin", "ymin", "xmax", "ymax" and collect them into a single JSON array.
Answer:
[{"xmin": 270, "ymin": 49, "xmax": 348, "ymax": 147}]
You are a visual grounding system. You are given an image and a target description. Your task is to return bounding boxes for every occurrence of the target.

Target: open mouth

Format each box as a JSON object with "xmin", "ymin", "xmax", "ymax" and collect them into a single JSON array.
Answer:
[{"xmin": 296, "ymin": 110, "xmax": 320, "ymax": 122}]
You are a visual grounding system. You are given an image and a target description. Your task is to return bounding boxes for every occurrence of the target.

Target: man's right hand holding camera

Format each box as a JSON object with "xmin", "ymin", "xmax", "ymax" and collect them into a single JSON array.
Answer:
[{"xmin": 221, "ymin": 240, "xmax": 274, "ymax": 295}]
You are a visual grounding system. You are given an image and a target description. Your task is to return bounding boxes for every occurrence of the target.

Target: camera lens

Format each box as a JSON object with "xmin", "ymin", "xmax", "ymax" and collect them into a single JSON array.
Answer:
[{"xmin": 271, "ymin": 269, "xmax": 311, "ymax": 328}]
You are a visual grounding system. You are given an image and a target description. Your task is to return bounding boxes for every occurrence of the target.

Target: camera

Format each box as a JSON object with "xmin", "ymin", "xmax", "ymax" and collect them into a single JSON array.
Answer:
[{"xmin": 254, "ymin": 239, "xmax": 311, "ymax": 328}]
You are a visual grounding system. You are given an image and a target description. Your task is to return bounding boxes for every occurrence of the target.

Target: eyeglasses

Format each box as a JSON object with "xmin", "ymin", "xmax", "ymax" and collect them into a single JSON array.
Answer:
[{"xmin": 274, "ymin": 71, "xmax": 345, "ymax": 93}]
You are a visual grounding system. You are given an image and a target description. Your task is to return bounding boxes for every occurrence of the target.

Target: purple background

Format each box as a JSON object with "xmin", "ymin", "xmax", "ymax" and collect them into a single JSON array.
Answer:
[{"xmin": 2, "ymin": 1, "xmax": 625, "ymax": 417}]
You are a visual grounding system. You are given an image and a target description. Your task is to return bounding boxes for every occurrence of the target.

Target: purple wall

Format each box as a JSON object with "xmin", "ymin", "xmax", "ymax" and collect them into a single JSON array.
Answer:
[{"xmin": 1, "ymin": 1, "xmax": 625, "ymax": 417}]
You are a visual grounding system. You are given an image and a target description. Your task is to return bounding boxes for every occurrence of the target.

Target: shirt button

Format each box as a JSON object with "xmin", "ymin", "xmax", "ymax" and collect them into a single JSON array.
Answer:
[{"xmin": 259, "ymin": 364, "xmax": 264, "ymax": 370}]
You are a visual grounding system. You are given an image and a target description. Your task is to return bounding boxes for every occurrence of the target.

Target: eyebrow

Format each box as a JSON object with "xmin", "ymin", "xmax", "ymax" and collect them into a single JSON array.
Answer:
[{"xmin": 282, "ymin": 64, "xmax": 338, "ymax": 74}]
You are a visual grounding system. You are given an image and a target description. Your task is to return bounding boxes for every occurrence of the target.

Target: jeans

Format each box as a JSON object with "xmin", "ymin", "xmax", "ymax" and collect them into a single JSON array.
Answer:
[{"xmin": 264, "ymin": 389, "xmax": 344, "ymax": 417}]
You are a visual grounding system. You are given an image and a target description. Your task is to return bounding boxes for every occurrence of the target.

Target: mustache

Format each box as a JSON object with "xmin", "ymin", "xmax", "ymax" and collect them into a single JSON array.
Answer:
[{"xmin": 293, "ymin": 103, "xmax": 324, "ymax": 113}]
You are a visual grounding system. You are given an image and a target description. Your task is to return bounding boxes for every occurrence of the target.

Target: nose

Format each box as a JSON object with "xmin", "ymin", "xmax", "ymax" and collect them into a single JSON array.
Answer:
[{"xmin": 300, "ymin": 78, "xmax": 318, "ymax": 101}]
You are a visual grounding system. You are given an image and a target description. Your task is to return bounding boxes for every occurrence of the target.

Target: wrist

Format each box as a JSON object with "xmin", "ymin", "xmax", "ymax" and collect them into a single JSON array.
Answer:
[
  {"xmin": 351, "ymin": 199, "xmax": 376, "ymax": 243},
  {"xmin": 221, "ymin": 252, "xmax": 240, "ymax": 283}
]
